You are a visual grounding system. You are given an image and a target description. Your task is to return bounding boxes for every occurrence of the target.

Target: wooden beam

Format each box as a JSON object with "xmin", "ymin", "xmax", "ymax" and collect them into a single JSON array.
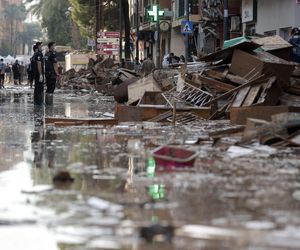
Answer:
[
  {"xmin": 115, "ymin": 104, "xmax": 212, "ymax": 122},
  {"xmin": 196, "ymin": 75, "xmax": 235, "ymax": 92},
  {"xmin": 230, "ymin": 106, "xmax": 300, "ymax": 124},
  {"xmin": 204, "ymin": 75, "xmax": 269, "ymax": 106},
  {"xmin": 45, "ymin": 117, "xmax": 118, "ymax": 126}
]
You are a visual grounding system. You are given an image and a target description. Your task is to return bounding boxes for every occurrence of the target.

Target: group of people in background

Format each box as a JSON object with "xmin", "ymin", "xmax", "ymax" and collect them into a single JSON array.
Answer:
[
  {"xmin": 0, "ymin": 60, "xmax": 27, "ymax": 88},
  {"xmin": 0, "ymin": 41, "xmax": 62, "ymax": 106}
]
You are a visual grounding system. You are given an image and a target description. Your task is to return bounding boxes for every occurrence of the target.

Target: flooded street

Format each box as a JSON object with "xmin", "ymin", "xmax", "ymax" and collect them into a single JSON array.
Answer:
[{"xmin": 1, "ymin": 86, "xmax": 300, "ymax": 250}]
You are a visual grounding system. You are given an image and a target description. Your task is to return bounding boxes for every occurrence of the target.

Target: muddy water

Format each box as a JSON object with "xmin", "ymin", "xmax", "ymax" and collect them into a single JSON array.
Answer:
[{"xmin": 1, "ymin": 87, "xmax": 300, "ymax": 249}]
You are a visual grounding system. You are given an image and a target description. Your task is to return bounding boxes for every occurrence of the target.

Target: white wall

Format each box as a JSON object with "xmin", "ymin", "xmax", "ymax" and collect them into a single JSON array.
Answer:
[
  {"xmin": 170, "ymin": 28, "xmax": 185, "ymax": 57},
  {"xmin": 256, "ymin": 0, "xmax": 300, "ymax": 36}
]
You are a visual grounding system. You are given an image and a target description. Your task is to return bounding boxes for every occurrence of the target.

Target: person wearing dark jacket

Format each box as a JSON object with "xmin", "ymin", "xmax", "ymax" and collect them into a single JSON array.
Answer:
[
  {"xmin": 44, "ymin": 42, "xmax": 60, "ymax": 105},
  {"xmin": 27, "ymin": 45, "xmax": 37, "ymax": 88},
  {"xmin": 289, "ymin": 27, "xmax": 300, "ymax": 63},
  {"xmin": 12, "ymin": 60, "xmax": 21, "ymax": 85},
  {"xmin": 33, "ymin": 42, "xmax": 44, "ymax": 105}
]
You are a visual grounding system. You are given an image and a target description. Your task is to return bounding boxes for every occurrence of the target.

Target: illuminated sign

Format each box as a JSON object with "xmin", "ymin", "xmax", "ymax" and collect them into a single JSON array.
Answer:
[{"xmin": 147, "ymin": 5, "xmax": 164, "ymax": 22}]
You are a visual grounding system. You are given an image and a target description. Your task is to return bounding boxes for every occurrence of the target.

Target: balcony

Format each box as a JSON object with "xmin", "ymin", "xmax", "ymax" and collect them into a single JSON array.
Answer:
[{"xmin": 172, "ymin": 1, "xmax": 200, "ymax": 28}]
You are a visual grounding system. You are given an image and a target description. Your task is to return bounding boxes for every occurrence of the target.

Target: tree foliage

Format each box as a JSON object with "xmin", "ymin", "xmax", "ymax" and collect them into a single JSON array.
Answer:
[
  {"xmin": 2, "ymin": 3, "xmax": 27, "ymax": 55},
  {"xmin": 69, "ymin": 0, "xmax": 119, "ymax": 38},
  {"xmin": 25, "ymin": 0, "xmax": 130, "ymax": 56},
  {"xmin": 19, "ymin": 23, "xmax": 43, "ymax": 54},
  {"xmin": 68, "ymin": 0, "xmax": 96, "ymax": 38},
  {"xmin": 26, "ymin": 0, "xmax": 72, "ymax": 45}
]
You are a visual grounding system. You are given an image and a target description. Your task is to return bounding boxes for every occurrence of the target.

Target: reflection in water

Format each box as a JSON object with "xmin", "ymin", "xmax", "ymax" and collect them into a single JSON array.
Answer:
[
  {"xmin": 31, "ymin": 106, "xmax": 54, "ymax": 187},
  {"xmin": 65, "ymin": 103, "xmax": 71, "ymax": 117},
  {"xmin": 1, "ymin": 89, "xmax": 300, "ymax": 249},
  {"xmin": 31, "ymin": 106, "xmax": 56, "ymax": 169},
  {"xmin": 146, "ymin": 157, "xmax": 167, "ymax": 201},
  {"xmin": 148, "ymin": 184, "xmax": 166, "ymax": 201},
  {"xmin": 65, "ymin": 102, "xmax": 88, "ymax": 118}
]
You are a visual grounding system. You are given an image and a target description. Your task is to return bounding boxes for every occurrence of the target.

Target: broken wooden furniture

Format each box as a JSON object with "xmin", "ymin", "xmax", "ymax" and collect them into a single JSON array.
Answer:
[{"xmin": 242, "ymin": 113, "xmax": 300, "ymax": 147}]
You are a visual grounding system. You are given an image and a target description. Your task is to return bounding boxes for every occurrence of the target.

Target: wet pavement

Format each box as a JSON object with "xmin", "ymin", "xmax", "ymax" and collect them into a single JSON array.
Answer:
[{"xmin": 1, "ymin": 85, "xmax": 300, "ymax": 249}]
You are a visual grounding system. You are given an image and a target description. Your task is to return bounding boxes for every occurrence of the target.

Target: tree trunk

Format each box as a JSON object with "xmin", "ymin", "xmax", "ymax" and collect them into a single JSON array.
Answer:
[
  {"xmin": 10, "ymin": 20, "xmax": 13, "ymax": 54},
  {"xmin": 122, "ymin": 0, "xmax": 131, "ymax": 60}
]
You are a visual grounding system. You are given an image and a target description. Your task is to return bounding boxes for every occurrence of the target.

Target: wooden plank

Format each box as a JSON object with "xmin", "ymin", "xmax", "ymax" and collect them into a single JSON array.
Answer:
[
  {"xmin": 115, "ymin": 104, "xmax": 212, "ymax": 122},
  {"xmin": 230, "ymin": 49, "xmax": 264, "ymax": 78},
  {"xmin": 196, "ymin": 75, "xmax": 235, "ymax": 92},
  {"xmin": 204, "ymin": 75, "xmax": 268, "ymax": 106},
  {"xmin": 127, "ymin": 75, "xmax": 161, "ymax": 104},
  {"xmin": 253, "ymin": 35, "xmax": 292, "ymax": 51},
  {"xmin": 285, "ymin": 86, "xmax": 300, "ymax": 96},
  {"xmin": 232, "ymin": 87, "xmax": 251, "ymax": 107},
  {"xmin": 209, "ymin": 126, "xmax": 245, "ymax": 136},
  {"xmin": 257, "ymin": 77, "xmax": 278, "ymax": 105},
  {"xmin": 148, "ymin": 111, "xmax": 173, "ymax": 122},
  {"xmin": 205, "ymin": 69, "xmax": 227, "ymax": 81},
  {"xmin": 242, "ymin": 85, "xmax": 262, "ymax": 107},
  {"xmin": 230, "ymin": 106, "xmax": 300, "ymax": 125},
  {"xmin": 45, "ymin": 117, "xmax": 118, "ymax": 126},
  {"xmin": 225, "ymin": 73, "xmax": 247, "ymax": 85}
]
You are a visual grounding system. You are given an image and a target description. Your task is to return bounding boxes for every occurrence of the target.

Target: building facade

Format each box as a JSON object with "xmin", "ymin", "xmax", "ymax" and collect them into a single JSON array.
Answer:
[
  {"xmin": 129, "ymin": 0, "xmax": 245, "ymax": 64},
  {"xmin": 242, "ymin": 0, "xmax": 300, "ymax": 40}
]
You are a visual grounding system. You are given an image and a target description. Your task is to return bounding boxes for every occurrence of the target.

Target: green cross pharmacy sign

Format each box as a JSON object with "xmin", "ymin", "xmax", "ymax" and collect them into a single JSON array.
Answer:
[{"xmin": 147, "ymin": 5, "xmax": 164, "ymax": 22}]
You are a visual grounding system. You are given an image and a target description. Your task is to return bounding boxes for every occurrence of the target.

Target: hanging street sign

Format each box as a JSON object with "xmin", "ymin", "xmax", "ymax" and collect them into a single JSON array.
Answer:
[
  {"xmin": 97, "ymin": 44, "xmax": 119, "ymax": 50},
  {"xmin": 97, "ymin": 38, "xmax": 120, "ymax": 44},
  {"xmin": 96, "ymin": 31, "xmax": 120, "ymax": 55},
  {"xmin": 97, "ymin": 31, "xmax": 120, "ymax": 38},
  {"xmin": 147, "ymin": 5, "xmax": 164, "ymax": 22},
  {"xmin": 87, "ymin": 38, "xmax": 96, "ymax": 47},
  {"xmin": 181, "ymin": 20, "xmax": 193, "ymax": 35}
]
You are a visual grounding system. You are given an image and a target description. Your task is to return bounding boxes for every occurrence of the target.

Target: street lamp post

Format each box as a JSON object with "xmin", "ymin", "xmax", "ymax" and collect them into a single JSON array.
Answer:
[
  {"xmin": 96, "ymin": 0, "xmax": 100, "ymax": 43},
  {"xmin": 223, "ymin": 0, "xmax": 229, "ymax": 41},
  {"xmin": 135, "ymin": 0, "xmax": 139, "ymax": 61},
  {"xmin": 147, "ymin": 3, "xmax": 164, "ymax": 67},
  {"xmin": 184, "ymin": 0, "xmax": 189, "ymax": 68},
  {"xmin": 156, "ymin": 0, "xmax": 160, "ymax": 67},
  {"xmin": 119, "ymin": 0, "xmax": 123, "ymax": 63}
]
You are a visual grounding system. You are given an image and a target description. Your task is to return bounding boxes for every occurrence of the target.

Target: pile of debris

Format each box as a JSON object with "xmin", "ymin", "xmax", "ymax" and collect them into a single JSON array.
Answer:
[
  {"xmin": 114, "ymin": 35, "xmax": 300, "ymax": 130},
  {"xmin": 58, "ymin": 57, "xmax": 121, "ymax": 90},
  {"xmin": 54, "ymin": 35, "xmax": 300, "ymax": 149}
]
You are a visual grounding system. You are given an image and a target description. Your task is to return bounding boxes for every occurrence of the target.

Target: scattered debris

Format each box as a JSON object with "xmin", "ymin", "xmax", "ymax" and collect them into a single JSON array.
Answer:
[
  {"xmin": 52, "ymin": 171, "xmax": 74, "ymax": 183},
  {"xmin": 140, "ymin": 224, "xmax": 175, "ymax": 243},
  {"xmin": 45, "ymin": 117, "xmax": 118, "ymax": 126}
]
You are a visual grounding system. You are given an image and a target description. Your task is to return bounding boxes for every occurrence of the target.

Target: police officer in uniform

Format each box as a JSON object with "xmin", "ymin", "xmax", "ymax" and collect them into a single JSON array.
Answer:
[
  {"xmin": 33, "ymin": 42, "xmax": 44, "ymax": 105},
  {"xmin": 28, "ymin": 45, "xmax": 37, "ymax": 88},
  {"xmin": 44, "ymin": 42, "xmax": 60, "ymax": 105}
]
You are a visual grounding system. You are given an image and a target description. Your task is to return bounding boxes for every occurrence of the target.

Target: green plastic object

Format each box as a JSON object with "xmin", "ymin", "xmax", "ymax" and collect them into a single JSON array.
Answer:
[
  {"xmin": 147, "ymin": 157, "xmax": 156, "ymax": 178},
  {"xmin": 223, "ymin": 36, "xmax": 264, "ymax": 52},
  {"xmin": 223, "ymin": 36, "xmax": 252, "ymax": 48}
]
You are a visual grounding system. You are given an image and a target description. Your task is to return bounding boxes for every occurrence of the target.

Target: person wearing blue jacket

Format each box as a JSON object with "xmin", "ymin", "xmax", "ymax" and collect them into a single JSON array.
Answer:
[{"xmin": 289, "ymin": 28, "xmax": 300, "ymax": 63}]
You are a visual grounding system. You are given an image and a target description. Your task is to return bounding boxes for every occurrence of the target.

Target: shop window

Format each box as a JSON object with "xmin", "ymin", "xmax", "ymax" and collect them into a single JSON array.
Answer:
[
  {"xmin": 279, "ymin": 27, "xmax": 291, "ymax": 41},
  {"xmin": 264, "ymin": 30, "xmax": 276, "ymax": 36},
  {"xmin": 176, "ymin": 0, "xmax": 198, "ymax": 18},
  {"xmin": 189, "ymin": 0, "xmax": 199, "ymax": 15},
  {"xmin": 178, "ymin": 0, "xmax": 185, "ymax": 17}
]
